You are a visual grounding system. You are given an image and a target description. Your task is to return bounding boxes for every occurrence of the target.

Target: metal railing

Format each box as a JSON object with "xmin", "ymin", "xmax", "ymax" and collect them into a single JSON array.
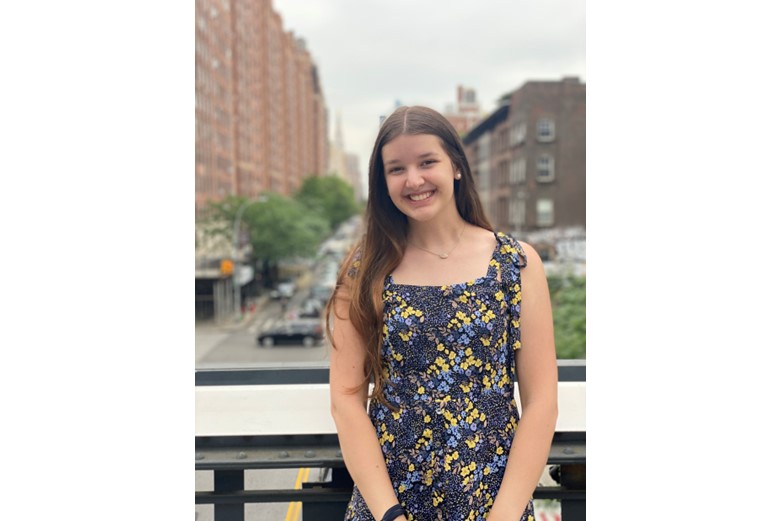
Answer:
[{"xmin": 195, "ymin": 360, "xmax": 585, "ymax": 520}]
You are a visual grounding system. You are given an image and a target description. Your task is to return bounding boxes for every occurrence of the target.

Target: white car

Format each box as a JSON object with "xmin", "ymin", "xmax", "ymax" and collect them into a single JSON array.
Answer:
[{"xmin": 270, "ymin": 281, "xmax": 296, "ymax": 299}]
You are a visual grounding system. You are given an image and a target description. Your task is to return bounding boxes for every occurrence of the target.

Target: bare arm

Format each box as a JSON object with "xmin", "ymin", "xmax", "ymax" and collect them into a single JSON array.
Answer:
[
  {"xmin": 488, "ymin": 243, "xmax": 559, "ymax": 520},
  {"xmin": 329, "ymin": 288, "xmax": 406, "ymax": 521}
]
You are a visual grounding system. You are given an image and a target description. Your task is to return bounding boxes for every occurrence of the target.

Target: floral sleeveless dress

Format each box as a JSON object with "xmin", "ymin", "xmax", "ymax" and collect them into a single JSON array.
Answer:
[{"xmin": 344, "ymin": 232, "xmax": 535, "ymax": 521}]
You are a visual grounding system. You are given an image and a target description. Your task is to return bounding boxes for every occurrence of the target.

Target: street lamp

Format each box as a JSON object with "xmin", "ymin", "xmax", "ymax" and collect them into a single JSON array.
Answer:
[{"xmin": 232, "ymin": 195, "xmax": 268, "ymax": 320}]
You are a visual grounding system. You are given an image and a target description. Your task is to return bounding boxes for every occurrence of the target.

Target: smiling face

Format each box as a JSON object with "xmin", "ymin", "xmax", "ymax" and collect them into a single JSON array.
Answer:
[{"xmin": 381, "ymin": 133, "xmax": 460, "ymax": 224}]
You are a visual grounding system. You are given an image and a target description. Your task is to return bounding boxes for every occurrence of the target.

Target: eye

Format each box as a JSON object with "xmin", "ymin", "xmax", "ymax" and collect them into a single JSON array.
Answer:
[
  {"xmin": 387, "ymin": 166, "xmax": 403, "ymax": 175},
  {"xmin": 421, "ymin": 159, "xmax": 438, "ymax": 167}
]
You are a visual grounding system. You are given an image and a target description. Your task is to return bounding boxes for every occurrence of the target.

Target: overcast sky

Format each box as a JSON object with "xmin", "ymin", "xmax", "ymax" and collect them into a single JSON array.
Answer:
[{"xmin": 273, "ymin": 0, "xmax": 586, "ymax": 193}]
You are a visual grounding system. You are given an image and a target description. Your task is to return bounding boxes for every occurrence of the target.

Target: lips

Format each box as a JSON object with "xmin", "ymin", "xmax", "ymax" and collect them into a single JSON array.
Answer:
[{"xmin": 407, "ymin": 190, "xmax": 434, "ymax": 201}]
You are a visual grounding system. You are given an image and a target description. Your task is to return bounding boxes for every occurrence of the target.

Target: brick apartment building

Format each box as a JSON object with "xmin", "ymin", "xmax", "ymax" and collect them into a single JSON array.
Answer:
[
  {"xmin": 195, "ymin": 0, "xmax": 328, "ymax": 217},
  {"xmin": 195, "ymin": 0, "xmax": 329, "ymax": 322},
  {"xmin": 463, "ymin": 77, "xmax": 586, "ymax": 255}
]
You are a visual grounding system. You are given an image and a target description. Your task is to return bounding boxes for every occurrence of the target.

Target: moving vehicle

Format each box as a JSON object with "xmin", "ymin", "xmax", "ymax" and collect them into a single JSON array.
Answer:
[{"xmin": 256, "ymin": 319, "xmax": 324, "ymax": 347}]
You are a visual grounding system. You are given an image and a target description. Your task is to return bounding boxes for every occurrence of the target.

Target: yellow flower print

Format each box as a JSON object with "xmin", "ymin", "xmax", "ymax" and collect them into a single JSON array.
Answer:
[
  {"xmin": 444, "ymin": 450, "xmax": 459, "ymax": 471},
  {"xmin": 494, "ymin": 290, "xmax": 504, "ymax": 301}
]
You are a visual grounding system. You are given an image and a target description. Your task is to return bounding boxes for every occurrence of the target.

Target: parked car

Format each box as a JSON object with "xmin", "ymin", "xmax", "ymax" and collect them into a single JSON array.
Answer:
[
  {"xmin": 256, "ymin": 319, "xmax": 324, "ymax": 347},
  {"xmin": 297, "ymin": 298, "xmax": 323, "ymax": 318},
  {"xmin": 270, "ymin": 279, "xmax": 296, "ymax": 300}
]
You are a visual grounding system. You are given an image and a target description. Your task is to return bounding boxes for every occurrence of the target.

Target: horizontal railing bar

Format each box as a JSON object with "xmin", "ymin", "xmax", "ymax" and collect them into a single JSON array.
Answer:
[
  {"xmin": 196, "ymin": 433, "xmax": 341, "ymax": 448},
  {"xmin": 196, "ymin": 487, "xmax": 352, "ymax": 504},
  {"xmin": 195, "ymin": 359, "xmax": 585, "ymax": 386},
  {"xmin": 196, "ymin": 432, "xmax": 584, "ymax": 447},
  {"xmin": 195, "ymin": 485, "xmax": 585, "ymax": 505},
  {"xmin": 195, "ymin": 437, "xmax": 584, "ymax": 470}
]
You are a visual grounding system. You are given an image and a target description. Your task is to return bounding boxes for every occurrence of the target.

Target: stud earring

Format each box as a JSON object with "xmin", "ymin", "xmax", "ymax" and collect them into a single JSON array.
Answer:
[{"xmin": 455, "ymin": 173, "xmax": 462, "ymax": 180}]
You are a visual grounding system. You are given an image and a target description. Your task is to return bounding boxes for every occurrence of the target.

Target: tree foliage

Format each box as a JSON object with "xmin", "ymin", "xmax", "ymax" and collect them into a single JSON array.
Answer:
[
  {"xmin": 202, "ymin": 193, "xmax": 330, "ymax": 264},
  {"xmin": 295, "ymin": 175, "xmax": 360, "ymax": 230},
  {"xmin": 202, "ymin": 195, "xmax": 247, "ymax": 237},
  {"xmin": 243, "ymin": 193, "xmax": 329, "ymax": 263},
  {"xmin": 547, "ymin": 275, "xmax": 586, "ymax": 359}
]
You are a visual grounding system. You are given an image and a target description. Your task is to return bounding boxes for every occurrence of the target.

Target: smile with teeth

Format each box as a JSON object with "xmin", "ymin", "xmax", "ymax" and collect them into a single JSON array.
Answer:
[{"xmin": 408, "ymin": 191, "xmax": 434, "ymax": 201}]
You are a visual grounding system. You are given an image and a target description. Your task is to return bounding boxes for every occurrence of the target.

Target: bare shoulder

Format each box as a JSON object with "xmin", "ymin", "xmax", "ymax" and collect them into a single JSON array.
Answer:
[
  {"xmin": 517, "ymin": 240, "xmax": 543, "ymax": 266},
  {"xmin": 516, "ymin": 240, "xmax": 549, "ymax": 290}
]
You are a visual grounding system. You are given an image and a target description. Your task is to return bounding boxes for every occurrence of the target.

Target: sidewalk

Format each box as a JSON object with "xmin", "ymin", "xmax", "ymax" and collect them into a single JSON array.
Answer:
[{"xmin": 196, "ymin": 293, "xmax": 271, "ymax": 332}]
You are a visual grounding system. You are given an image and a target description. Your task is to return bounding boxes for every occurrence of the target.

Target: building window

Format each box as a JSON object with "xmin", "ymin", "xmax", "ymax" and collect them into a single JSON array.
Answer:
[
  {"xmin": 536, "ymin": 155, "xmax": 555, "ymax": 182},
  {"xmin": 511, "ymin": 122, "xmax": 526, "ymax": 146},
  {"xmin": 510, "ymin": 156, "xmax": 526, "ymax": 184},
  {"xmin": 537, "ymin": 199, "xmax": 554, "ymax": 227},
  {"xmin": 537, "ymin": 118, "xmax": 555, "ymax": 142}
]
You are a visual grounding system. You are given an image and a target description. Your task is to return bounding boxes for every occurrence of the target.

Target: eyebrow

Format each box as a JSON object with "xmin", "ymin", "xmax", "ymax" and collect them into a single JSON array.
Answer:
[{"xmin": 384, "ymin": 151, "xmax": 439, "ymax": 166}]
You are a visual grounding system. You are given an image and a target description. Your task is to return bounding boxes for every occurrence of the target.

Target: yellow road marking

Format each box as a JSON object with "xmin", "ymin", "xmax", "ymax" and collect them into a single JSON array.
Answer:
[{"xmin": 284, "ymin": 467, "xmax": 311, "ymax": 521}]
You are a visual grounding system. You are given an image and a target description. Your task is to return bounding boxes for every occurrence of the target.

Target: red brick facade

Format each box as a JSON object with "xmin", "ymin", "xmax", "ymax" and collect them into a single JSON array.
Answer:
[
  {"xmin": 195, "ymin": 0, "xmax": 328, "ymax": 217},
  {"xmin": 464, "ymin": 78, "xmax": 586, "ymax": 236}
]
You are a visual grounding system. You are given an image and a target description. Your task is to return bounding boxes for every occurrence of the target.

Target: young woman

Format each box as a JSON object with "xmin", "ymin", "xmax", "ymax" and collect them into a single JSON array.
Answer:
[{"xmin": 327, "ymin": 106, "xmax": 558, "ymax": 521}]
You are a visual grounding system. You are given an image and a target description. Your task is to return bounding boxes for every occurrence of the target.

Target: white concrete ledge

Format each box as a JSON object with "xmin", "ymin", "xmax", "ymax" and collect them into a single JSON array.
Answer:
[{"xmin": 195, "ymin": 382, "xmax": 585, "ymax": 437}]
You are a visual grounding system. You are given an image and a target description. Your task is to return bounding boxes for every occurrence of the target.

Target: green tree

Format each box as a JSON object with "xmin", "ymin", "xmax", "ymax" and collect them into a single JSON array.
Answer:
[
  {"xmin": 547, "ymin": 275, "xmax": 587, "ymax": 359},
  {"xmin": 244, "ymin": 193, "xmax": 329, "ymax": 263},
  {"xmin": 295, "ymin": 175, "xmax": 360, "ymax": 230},
  {"xmin": 203, "ymin": 193, "xmax": 330, "ymax": 286},
  {"xmin": 202, "ymin": 195, "xmax": 248, "ymax": 238}
]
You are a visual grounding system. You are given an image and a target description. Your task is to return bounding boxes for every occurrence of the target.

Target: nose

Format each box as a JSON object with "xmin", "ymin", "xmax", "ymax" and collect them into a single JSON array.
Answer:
[{"xmin": 405, "ymin": 167, "xmax": 424, "ymax": 189}]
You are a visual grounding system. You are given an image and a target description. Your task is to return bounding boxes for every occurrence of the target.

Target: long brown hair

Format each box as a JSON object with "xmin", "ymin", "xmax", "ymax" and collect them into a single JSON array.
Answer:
[{"xmin": 326, "ymin": 106, "xmax": 493, "ymax": 406}]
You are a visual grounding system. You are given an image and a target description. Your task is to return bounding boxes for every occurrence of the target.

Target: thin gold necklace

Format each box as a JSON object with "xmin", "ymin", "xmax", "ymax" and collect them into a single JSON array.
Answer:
[{"xmin": 408, "ymin": 222, "xmax": 467, "ymax": 259}]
